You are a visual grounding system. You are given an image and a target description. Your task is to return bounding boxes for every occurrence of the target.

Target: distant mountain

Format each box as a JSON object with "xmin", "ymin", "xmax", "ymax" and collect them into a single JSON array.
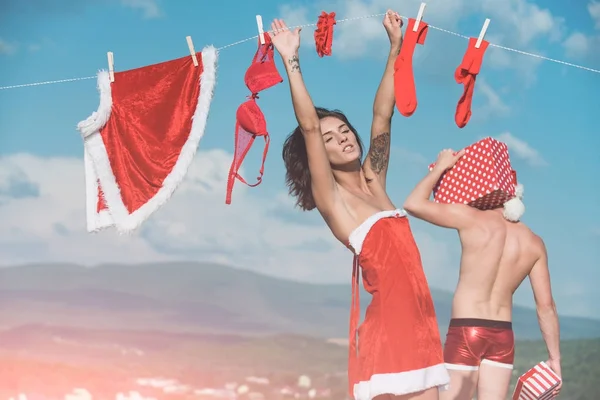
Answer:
[{"xmin": 0, "ymin": 262, "xmax": 598, "ymax": 340}]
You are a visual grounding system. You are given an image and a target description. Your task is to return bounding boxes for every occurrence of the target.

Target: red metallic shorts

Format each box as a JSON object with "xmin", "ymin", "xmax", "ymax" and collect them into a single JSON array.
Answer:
[{"xmin": 443, "ymin": 318, "xmax": 514, "ymax": 370}]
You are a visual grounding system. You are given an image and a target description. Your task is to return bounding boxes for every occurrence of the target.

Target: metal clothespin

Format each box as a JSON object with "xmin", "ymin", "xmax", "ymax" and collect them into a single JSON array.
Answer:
[{"xmin": 186, "ymin": 36, "xmax": 199, "ymax": 66}]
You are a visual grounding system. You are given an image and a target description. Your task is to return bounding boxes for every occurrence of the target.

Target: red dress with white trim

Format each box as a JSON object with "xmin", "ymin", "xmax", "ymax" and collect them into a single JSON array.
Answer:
[{"xmin": 347, "ymin": 209, "xmax": 449, "ymax": 400}]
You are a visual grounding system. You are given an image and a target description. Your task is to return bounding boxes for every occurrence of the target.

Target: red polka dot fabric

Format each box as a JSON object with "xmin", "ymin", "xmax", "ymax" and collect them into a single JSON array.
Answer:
[{"xmin": 428, "ymin": 137, "xmax": 516, "ymax": 210}]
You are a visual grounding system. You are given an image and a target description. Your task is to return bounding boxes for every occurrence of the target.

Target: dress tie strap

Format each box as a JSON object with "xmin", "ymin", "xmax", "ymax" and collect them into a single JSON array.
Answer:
[{"xmin": 348, "ymin": 254, "xmax": 360, "ymax": 397}]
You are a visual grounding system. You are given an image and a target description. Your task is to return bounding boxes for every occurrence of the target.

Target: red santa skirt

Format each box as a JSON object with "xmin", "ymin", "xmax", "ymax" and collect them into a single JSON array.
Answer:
[{"xmin": 77, "ymin": 46, "xmax": 218, "ymax": 234}]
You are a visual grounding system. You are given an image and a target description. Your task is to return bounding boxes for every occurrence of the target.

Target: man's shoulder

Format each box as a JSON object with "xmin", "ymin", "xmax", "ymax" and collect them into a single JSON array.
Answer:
[
  {"xmin": 532, "ymin": 233, "xmax": 547, "ymax": 253},
  {"xmin": 518, "ymin": 222, "xmax": 544, "ymax": 243},
  {"xmin": 508, "ymin": 222, "xmax": 546, "ymax": 254},
  {"xmin": 521, "ymin": 227, "xmax": 547, "ymax": 256}
]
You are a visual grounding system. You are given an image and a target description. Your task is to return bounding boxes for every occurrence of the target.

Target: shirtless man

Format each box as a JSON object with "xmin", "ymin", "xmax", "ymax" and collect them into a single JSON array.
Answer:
[{"xmin": 403, "ymin": 149, "xmax": 562, "ymax": 400}]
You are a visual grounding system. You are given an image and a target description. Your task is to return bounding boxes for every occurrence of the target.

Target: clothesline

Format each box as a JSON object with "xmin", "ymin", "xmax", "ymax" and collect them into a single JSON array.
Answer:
[{"xmin": 1, "ymin": 12, "xmax": 599, "ymax": 91}]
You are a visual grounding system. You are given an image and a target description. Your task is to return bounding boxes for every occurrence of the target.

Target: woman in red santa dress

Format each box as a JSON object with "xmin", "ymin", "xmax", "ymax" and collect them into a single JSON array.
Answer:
[{"xmin": 268, "ymin": 10, "xmax": 450, "ymax": 400}]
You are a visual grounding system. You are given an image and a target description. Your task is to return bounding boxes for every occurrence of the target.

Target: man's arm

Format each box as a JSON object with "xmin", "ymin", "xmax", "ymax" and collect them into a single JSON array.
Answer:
[
  {"xmin": 403, "ymin": 163, "xmax": 478, "ymax": 230},
  {"xmin": 529, "ymin": 240, "xmax": 561, "ymax": 362},
  {"xmin": 362, "ymin": 42, "xmax": 402, "ymax": 188}
]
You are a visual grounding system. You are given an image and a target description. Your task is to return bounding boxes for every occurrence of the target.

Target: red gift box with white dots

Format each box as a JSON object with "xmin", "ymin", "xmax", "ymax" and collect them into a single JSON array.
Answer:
[{"xmin": 428, "ymin": 137, "xmax": 516, "ymax": 210}]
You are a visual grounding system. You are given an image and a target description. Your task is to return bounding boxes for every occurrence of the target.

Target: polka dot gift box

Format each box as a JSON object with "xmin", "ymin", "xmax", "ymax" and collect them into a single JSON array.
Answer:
[{"xmin": 428, "ymin": 137, "xmax": 517, "ymax": 211}]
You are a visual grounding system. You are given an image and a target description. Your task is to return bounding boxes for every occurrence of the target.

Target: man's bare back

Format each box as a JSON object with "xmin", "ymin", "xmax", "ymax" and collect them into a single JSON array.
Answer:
[
  {"xmin": 403, "ymin": 148, "xmax": 562, "ymax": 400},
  {"xmin": 453, "ymin": 207, "xmax": 544, "ymax": 322}
]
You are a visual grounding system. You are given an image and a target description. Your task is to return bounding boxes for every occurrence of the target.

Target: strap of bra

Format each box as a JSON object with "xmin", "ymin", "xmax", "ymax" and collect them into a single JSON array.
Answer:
[
  {"xmin": 348, "ymin": 254, "xmax": 360, "ymax": 398},
  {"xmin": 225, "ymin": 134, "xmax": 270, "ymax": 204},
  {"xmin": 234, "ymin": 134, "xmax": 270, "ymax": 187}
]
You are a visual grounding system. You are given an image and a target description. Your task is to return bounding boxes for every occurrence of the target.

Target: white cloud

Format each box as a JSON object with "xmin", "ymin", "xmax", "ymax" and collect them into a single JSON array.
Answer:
[
  {"xmin": 474, "ymin": 77, "xmax": 510, "ymax": 120},
  {"xmin": 0, "ymin": 37, "xmax": 53, "ymax": 56},
  {"xmin": 589, "ymin": 1, "xmax": 600, "ymax": 29},
  {"xmin": 323, "ymin": 0, "xmax": 468, "ymax": 60},
  {"xmin": 27, "ymin": 38, "xmax": 56, "ymax": 53},
  {"xmin": 279, "ymin": 4, "xmax": 311, "ymax": 28},
  {"xmin": 479, "ymin": 0, "xmax": 563, "ymax": 47},
  {"xmin": 0, "ymin": 38, "xmax": 17, "ymax": 55},
  {"xmin": 324, "ymin": 0, "xmax": 386, "ymax": 59},
  {"xmin": 560, "ymin": 2, "xmax": 600, "ymax": 61},
  {"xmin": 1, "ymin": 0, "xmax": 162, "ymax": 19},
  {"xmin": 275, "ymin": 0, "xmax": 563, "ymax": 85},
  {"xmin": 411, "ymin": 229, "xmax": 459, "ymax": 289},
  {"xmin": 120, "ymin": 0, "xmax": 161, "ymax": 19},
  {"xmin": 392, "ymin": 146, "xmax": 429, "ymax": 167},
  {"xmin": 496, "ymin": 132, "xmax": 548, "ymax": 167},
  {"xmin": 0, "ymin": 151, "xmax": 457, "ymax": 285},
  {"xmin": 563, "ymin": 32, "xmax": 590, "ymax": 58},
  {"xmin": 478, "ymin": 0, "xmax": 563, "ymax": 85},
  {"xmin": 28, "ymin": 43, "xmax": 42, "ymax": 52}
]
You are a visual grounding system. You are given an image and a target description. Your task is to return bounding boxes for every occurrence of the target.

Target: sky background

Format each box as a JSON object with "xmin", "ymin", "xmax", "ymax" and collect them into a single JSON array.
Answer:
[{"xmin": 0, "ymin": 0, "xmax": 599, "ymax": 319}]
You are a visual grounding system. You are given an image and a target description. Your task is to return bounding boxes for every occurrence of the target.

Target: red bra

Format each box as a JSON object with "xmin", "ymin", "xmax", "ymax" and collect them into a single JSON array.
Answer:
[{"xmin": 226, "ymin": 34, "xmax": 283, "ymax": 204}]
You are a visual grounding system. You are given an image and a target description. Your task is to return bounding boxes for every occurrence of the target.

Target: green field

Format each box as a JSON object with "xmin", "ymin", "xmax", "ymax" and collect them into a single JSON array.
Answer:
[{"xmin": 511, "ymin": 338, "xmax": 600, "ymax": 400}]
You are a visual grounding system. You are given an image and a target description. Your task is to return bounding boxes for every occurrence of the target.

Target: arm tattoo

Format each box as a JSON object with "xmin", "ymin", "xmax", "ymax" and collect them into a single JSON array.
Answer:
[
  {"xmin": 369, "ymin": 132, "xmax": 391, "ymax": 174},
  {"xmin": 287, "ymin": 55, "xmax": 301, "ymax": 72}
]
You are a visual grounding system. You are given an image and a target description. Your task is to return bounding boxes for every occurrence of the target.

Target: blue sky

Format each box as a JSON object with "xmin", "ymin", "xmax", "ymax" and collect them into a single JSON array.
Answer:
[{"xmin": 0, "ymin": 0, "xmax": 599, "ymax": 319}]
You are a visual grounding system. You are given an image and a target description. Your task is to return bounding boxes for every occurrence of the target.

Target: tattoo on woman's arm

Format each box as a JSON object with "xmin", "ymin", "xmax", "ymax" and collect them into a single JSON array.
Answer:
[
  {"xmin": 369, "ymin": 132, "xmax": 391, "ymax": 174},
  {"xmin": 288, "ymin": 55, "xmax": 301, "ymax": 72}
]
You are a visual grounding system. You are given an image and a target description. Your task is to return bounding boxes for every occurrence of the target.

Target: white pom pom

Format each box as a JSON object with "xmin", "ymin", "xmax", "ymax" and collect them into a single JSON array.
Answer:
[
  {"xmin": 514, "ymin": 183, "xmax": 524, "ymax": 199},
  {"xmin": 503, "ymin": 183, "xmax": 525, "ymax": 222}
]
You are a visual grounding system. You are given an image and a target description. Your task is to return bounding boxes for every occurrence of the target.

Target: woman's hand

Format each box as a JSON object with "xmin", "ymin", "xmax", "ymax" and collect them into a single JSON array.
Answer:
[
  {"xmin": 269, "ymin": 19, "xmax": 302, "ymax": 59},
  {"xmin": 383, "ymin": 10, "xmax": 403, "ymax": 49}
]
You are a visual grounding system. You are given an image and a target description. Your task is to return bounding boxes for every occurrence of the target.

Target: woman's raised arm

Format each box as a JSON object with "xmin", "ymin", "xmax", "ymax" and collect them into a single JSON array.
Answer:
[
  {"xmin": 270, "ymin": 19, "xmax": 338, "ymax": 214},
  {"xmin": 363, "ymin": 11, "xmax": 403, "ymax": 189}
]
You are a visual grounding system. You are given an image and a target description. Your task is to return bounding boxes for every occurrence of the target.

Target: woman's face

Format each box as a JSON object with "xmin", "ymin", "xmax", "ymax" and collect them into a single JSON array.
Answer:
[{"xmin": 319, "ymin": 116, "xmax": 361, "ymax": 166}]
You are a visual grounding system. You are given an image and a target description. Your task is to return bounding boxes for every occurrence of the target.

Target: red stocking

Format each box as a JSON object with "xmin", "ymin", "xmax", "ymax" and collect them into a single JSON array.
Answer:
[
  {"xmin": 455, "ymin": 37, "xmax": 489, "ymax": 128},
  {"xmin": 394, "ymin": 18, "xmax": 428, "ymax": 117}
]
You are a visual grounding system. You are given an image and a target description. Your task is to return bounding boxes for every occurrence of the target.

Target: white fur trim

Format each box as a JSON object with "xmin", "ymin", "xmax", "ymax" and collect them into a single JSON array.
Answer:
[
  {"xmin": 77, "ymin": 70, "xmax": 113, "ymax": 138},
  {"xmin": 514, "ymin": 182, "xmax": 524, "ymax": 199},
  {"xmin": 77, "ymin": 46, "xmax": 218, "ymax": 234},
  {"xmin": 353, "ymin": 363, "xmax": 450, "ymax": 400},
  {"xmin": 481, "ymin": 359, "xmax": 513, "ymax": 369},
  {"xmin": 503, "ymin": 183, "xmax": 525, "ymax": 222},
  {"xmin": 444, "ymin": 363, "xmax": 479, "ymax": 371},
  {"xmin": 348, "ymin": 209, "xmax": 407, "ymax": 254}
]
